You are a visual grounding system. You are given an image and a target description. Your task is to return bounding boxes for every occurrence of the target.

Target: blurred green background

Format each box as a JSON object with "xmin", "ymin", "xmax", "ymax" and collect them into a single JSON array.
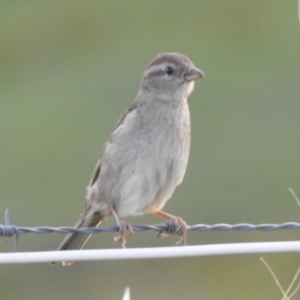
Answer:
[{"xmin": 0, "ymin": 1, "xmax": 300, "ymax": 299}]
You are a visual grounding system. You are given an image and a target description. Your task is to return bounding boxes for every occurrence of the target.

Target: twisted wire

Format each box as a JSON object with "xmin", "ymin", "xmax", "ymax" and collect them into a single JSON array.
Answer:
[
  {"xmin": 0, "ymin": 222, "xmax": 300, "ymax": 237},
  {"xmin": 1, "ymin": 208, "xmax": 300, "ymax": 252}
]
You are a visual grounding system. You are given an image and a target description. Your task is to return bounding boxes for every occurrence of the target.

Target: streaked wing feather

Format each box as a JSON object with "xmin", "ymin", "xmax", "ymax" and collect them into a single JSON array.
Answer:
[{"xmin": 88, "ymin": 102, "xmax": 138, "ymax": 187}]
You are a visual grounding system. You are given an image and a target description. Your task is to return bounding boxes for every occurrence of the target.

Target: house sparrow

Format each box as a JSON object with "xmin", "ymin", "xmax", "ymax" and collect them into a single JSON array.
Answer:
[{"xmin": 52, "ymin": 52, "xmax": 204, "ymax": 266}]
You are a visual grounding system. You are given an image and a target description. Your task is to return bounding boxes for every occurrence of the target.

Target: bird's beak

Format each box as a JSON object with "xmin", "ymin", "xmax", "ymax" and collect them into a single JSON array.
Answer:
[{"xmin": 184, "ymin": 67, "xmax": 204, "ymax": 82}]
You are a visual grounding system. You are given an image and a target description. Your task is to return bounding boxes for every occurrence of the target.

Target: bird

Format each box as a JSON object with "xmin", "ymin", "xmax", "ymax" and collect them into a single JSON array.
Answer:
[{"xmin": 51, "ymin": 52, "xmax": 204, "ymax": 266}]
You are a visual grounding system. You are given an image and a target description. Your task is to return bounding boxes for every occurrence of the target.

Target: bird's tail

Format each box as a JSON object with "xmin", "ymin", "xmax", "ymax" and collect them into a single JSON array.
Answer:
[{"xmin": 50, "ymin": 214, "xmax": 103, "ymax": 266}]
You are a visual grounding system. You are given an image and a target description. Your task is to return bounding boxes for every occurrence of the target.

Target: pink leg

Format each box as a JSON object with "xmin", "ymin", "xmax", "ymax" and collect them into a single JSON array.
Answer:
[
  {"xmin": 111, "ymin": 207, "xmax": 133, "ymax": 248},
  {"xmin": 153, "ymin": 211, "xmax": 188, "ymax": 245}
]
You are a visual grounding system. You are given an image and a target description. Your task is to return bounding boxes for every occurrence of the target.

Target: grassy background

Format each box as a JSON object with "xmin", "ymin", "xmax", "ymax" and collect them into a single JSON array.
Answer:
[{"xmin": 0, "ymin": 1, "xmax": 300, "ymax": 299}]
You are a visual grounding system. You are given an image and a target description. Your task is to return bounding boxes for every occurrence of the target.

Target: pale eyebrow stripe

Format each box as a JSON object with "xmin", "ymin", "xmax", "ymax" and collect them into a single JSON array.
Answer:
[{"xmin": 144, "ymin": 63, "xmax": 175, "ymax": 78}]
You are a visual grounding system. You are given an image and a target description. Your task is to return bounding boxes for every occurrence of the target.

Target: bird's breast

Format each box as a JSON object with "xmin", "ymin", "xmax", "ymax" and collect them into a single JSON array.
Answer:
[{"xmin": 135, "ymin": 100, "xmax": 191, "ymax": 183}]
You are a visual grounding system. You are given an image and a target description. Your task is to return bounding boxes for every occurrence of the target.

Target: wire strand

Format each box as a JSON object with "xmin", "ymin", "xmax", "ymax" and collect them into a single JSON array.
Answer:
[{"xmin": 1, "ymin": 222, "xmax": 300, "ymax": 236}]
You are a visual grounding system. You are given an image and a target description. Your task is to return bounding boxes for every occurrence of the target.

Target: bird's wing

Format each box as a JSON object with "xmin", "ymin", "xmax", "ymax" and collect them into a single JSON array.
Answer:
[
  {"xmin": 89, "ymin": 156, "xmax": 102, "ymax": 187},
  {"xmin": 88, "ymin": 102, "xmax": 138, "ymax": 187}
]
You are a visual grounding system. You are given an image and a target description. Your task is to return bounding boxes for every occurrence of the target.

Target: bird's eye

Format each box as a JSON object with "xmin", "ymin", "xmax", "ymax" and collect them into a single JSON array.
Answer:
[{"xmin": 165, "ymin": 66, "xmax": 174, "ymax": 75}]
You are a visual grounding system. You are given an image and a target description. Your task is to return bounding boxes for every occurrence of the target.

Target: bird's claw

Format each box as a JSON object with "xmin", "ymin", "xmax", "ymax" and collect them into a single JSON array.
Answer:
[
  {"xmin": 156, "ymin": 216, "xmax": 188, "ymax": 245},
  {"xmin": 114, "ymin": 220, "xmax": 133, "ymax": 248}
]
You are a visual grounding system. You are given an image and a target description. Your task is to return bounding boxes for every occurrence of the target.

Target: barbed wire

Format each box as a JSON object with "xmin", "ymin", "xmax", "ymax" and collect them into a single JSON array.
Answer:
[
  {"xmin": 1, "ymin": 209, "xmax": 300, "ymax": 252},
  {"xmin": 1, "ymin": 222, "xmax": 300, "ymax": 238},
  {"xmin": 2, "ymin": 205, "xmax": 300, "ymax": 237}
]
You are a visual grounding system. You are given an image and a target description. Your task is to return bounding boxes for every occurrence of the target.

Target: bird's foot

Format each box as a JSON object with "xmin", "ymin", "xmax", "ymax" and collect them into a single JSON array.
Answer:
[
  {"xmin": 156, "ymin": 216, "xmax": 188, "ymax": 245},
  {"xmin": 114, "ymin": 220, "xmax": 133, "ymax": 248}
]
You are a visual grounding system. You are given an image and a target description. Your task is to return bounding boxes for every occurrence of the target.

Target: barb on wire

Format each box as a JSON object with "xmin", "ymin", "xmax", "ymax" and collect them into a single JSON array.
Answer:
[{"xmin": 1, "ymin": 209, "xmax": 19, "ymax": 252}]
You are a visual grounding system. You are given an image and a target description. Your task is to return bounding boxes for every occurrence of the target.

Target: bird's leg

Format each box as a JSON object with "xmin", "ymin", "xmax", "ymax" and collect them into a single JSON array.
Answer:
[
  {"xmin": 152, "ymin": 211, "xmax": 188, "ymax": 245},
  {"xmin": 111, "ymin": 207, "xmax": 133, "ymax": 248}
]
